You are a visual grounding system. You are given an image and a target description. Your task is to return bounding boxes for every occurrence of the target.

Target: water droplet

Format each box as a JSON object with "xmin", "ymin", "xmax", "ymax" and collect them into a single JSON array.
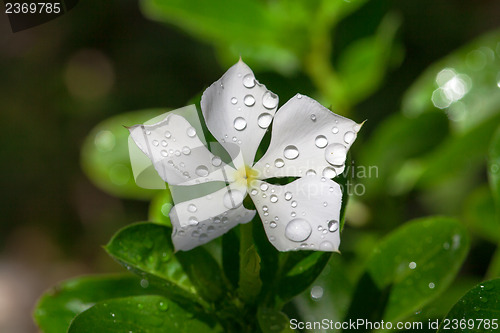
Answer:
[
  {"xmin": 263, "ymin": 205, "xmax": 268, "ymax": 212},
  {"xmin": 158, "ymin": 301, "xmax": 169, "ymax": 311},
  {"xmin": 284, "ymin": 192, "xmax": 292, "ymax": 201},
  {"xmin": 283, "ymin": 145, "xmax": 299, "ymax": 160},
  {"xmin": 270, "ymin": 195, "xmax": 278, "ymax": 203},
  {"xmin": 213, "ymin": 217, "xmax": 221, "ymax": 224},
  {"xmin": 140, "ymin": 279, "xmax": 149, "ymax": 288},
  {"xmin": 285, "ymin": 218, "xmax": 312, "ymax": 242},
  {"xmin": 331, "ymin": 127, "xmax": 339, "ymax": 134},
  {"xmin": 186, "ymin": 127, "xmax": 196, "ymax": 138},
  {"xmin": 244, "ymin": 94, "xmax": 255, "ymax": 106},
  {"xmin": 311, "ymin": 286, "xmax": 324, "ymax": 300},
  {"xmin": 297, "ymin": 94, "xmax": 302, "ymax": 99},
  {"xmin": 174, "ymin": 150, "xmax": 181, "ymax": 157},
  {"xmin": 270, "ymin": 222, "xmax": 277, "ymax": 228},
  {"xmin": 325, "ymin": 144, "xmax": 347, "ymax": 166},
  {"xmin": 223, "ymin": 189, "xmax": 244, "ymax": 209},
  {"xmin": 251, "ymin": 189, "xmax": 258, "ymax": 196},
  {"xmin": 319, "ymin": 241, "xmax": 334, "ymax": 251},
  {"xmin": 234, "ymin": 117, "xmax": 247, "ymax": 131},
  {"xmin": 429, "ymin": 282, "xmax": 435, "ymax": 289},
  {"xmin": 231, "ymin": 97, "xmax": 238, "ymax": 105},
  {"xmin": 328, "ymin": 220, "xmax": 339, "ymax": 232},
  {"xmin": 323, "ymin": 202, "xmax": 328, "ymax": 207},
  {"xmin": 275, "ymin": 158, "xmax": 285, "ymax": 168},
  {"xmin": 161, "ymin": 140, "xmax": 168, "ymax": 147},
  {"xmin": 260, "ymin": 183, "xmax": 269, "ymax": 191},
  {"xmin": 152, "ymin": 140, "xmax": 159, "ymax": 147},
  {"xmin": 145, "ymin": 130, "xmax": 151, "ymax": 135},
  {"xmin": 269, "ymin": 236, "xmax": 275, "ymax": 241},
  {"xmin": 211, "ymin": 156, "xmax": 222, "ymax": 166},
  {"xmin": 354, "ymin": 124, "xmax": 362, "ymax": 132},
  {"xmin": 195, "ymin": 165, "xmax": 209, "ymax": 177},
  {"xmin": 409, "ymin": 262, "xmax": 417, "ymax": 269},
  {"xmin": 243, "ymin": 74, "xmax": 255, "ymax": 88},
  {"xmin": 315, "ymin": 135, "xmax": 328, "ymax": 148},
  {"xmin": 188, "ymin": 216, "xmax": 198, "ymax": 226},
  {"xmin": 291, "ymin": 201, "xmax": 297, "ymax": 208},
  {"xmin": 257, "ymin": 113, "xmax": 273, "ymax": 128},
  {"xmin": 291, "ymin": 212, "xmax": 296, "ymax": 217},
  {"xmin": 306, "ymin": 169, "xmax": 316, "ymax": 176},
  {"xmin": 262, "ymin": 91, "xmax": 278, "ymax": 109},
  {"xmin": 310, "ymin": 114, "xmax": 316, "ymax": 121},
  {"xmin": 161, "ymin": 150, "xmax": 168, "ymax": 157},
  {"xmin": 182, "ymin": 146, "xmax": 191, "ymax": 155},
  {"xmin": 188, "ymin": 204, "xmax": 197, "ymax": 213},
  {"xmin": 322, "ymin": 167, "xmax": 336, "ymax": 178},
  {"xmin": 165, "ymin": 131, "xmax": 171, "ymax": 138},
  {"xmin": 344, "ymin": 131, "xmax": 355, "ymax": 144}
]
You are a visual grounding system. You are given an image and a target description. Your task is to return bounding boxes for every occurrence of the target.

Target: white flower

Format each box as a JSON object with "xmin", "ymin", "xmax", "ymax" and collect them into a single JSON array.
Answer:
[{"xmin": 128, "ymin": 60, "xmax": 361, "ymax": 252}]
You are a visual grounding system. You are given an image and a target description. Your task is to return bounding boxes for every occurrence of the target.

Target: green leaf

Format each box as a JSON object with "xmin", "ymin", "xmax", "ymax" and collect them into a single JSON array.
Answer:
[
  {"xmin": 338, "ymin": 13, "xmax": 401, "ymax": 104},
  {"xmin": 237, "ymin": 244, "xmax": 262, "ymax": 303},
  {"xmin": 257, "ymin": 307, "xmax": 295, "ymax": 333},
  {"xmin": 105, "ymin": 222, "xmax": 201, "ymax": 306},
  {"xmin": 277, "ymin": 251, "xmax": 331, "ymax": 304},
  {"xmin": 489, "ymin": 126, "xmax": 500, "ymax": 214},
  {"xmin": 81, "ymin": 109, "xmax": 167, "ymax": 199},
  {"xmin": 464, "ymin": 186, "xmax": 500, "ymax": 243},
  {"xmin": 222, "ymin": 229, "xmax": 240, "ymax": 288},
  {"xmin": 68, "ymin": 295, "xmax": 222, "ymax": 333},
  {"xmin": 175, "ymin": 246, "xmax": 227, "ymax": 303},
  {"xmin": 403, "ymin": 29, "xmax": 500, "ymax": 133},
  {"xmin": 34, "ymin": 274, "xmax": 160, "ymax": 333},
  {"xmin": 437, "ymin": 279, "xmax": 500, "ymax": 333},
  {"xmin": 352, "ymin": 217, "xmax": 469, "ymax": 322}
]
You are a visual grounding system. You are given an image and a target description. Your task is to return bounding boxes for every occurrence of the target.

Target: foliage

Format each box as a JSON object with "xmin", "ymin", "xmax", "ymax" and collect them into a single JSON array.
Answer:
[{"xmin": 33, "ymin": 0, "xmax": 500, "ymax": 332}]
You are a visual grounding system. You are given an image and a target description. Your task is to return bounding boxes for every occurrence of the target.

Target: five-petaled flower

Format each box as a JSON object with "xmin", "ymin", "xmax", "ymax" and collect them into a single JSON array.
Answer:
[{"xmin": 128, "ymin": 60, "xmax": 361, "ymax": 252}]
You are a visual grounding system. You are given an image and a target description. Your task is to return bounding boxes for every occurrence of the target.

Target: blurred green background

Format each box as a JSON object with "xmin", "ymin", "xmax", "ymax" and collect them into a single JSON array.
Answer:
[{"xmin": 1, "ymin": 0, "xmax": 500, "ymax": 332}]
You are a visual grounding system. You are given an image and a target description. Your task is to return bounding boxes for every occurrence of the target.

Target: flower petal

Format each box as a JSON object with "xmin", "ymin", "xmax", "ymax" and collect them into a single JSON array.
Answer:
[
  {"xmin": 249, "ymin": 176, "xmax": 342, "ymax": 252},
  {"xmin": 201, "ymin": 59, "xmax": 279, "ymax": 165},
  {"xmin": 128, "ymin": 113, "xmax": 236, "ymax": 185},
  {"xmin": 253, "ymin": 94, "xmax": 361, "ymax": 179},
  {"xmin": 170, "ymin": 183, "xmax": 255, "ymax": 251}
]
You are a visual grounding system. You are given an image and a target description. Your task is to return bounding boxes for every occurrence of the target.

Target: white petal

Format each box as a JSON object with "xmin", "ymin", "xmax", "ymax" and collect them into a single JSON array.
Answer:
[
  {"xmin": 253, "ymin": 94, "xmax": 361, "ymax": 179},
  {"xmin": 249, "ymin": 176, "xmax": 342, "ymax": 252},
  {"xmin": 128, "ymin": 113, "xmax": 236, "ymax": 185},
  {"xmin": 201, "ymin": 60, "xmax": 279, "ymax": 165},
  {"xmin": 170, "ymin": 183, "xmax": 255, "ymax": 251}
]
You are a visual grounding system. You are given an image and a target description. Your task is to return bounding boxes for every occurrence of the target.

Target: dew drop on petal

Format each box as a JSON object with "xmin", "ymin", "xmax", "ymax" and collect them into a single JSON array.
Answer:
[
  {"xmin": 258, "ymin": 113, "xmax": 273, "ymax": 128},
  {"xmin": 195, "ymin": 165, "xmax": 209, "ymax": 177},
  {"xmin": 186, "ymin": 127, "xmax": 196, "ymax": 138},
  {"xmin": 187, "ymin": 204, "xmax": 197, "ymax": 213},
  {"xmin": 284, "ymin": 192, "xmax": 292, "ymax": 201},
  {"xmin": 315, "ymin": 135, "xmax": 328, "ymax": 148},
  {"xmin": 262, "ymin": 205, "xmax": 268, "ymax": 212},
  {"xmin": 152, "ymin": 140, "xmax": 159, "ymax": 147},
  {"xmin": 165, "ymin": 131, "xmax": 172, "ymax": 138},
  {"xmin": 182, "ymin": 146, "xmax": 191, "ymax": 155},
  {"xmin": 251, "ymin": 189, "xmax": 258, "ymax": 196},
  {"xmin": 211, "ymin": 156, "xmax": 222, "ymax": 167},
  {"xmin": 161, "ymin": 150, "xmax": 168, "ymax": 157},
  {"xmin": 285, "ymin": 218, "xmax": 312, "ymax": 242},
  {"xmin": 297, "ymin": 94, "xmax": 302, "ymax": 99},
  {"xmin": 291, "ymin": 200, "xmax": 298, "ymax": 208},
  {"xmin": 260, "ymin": 183, "xmax": 269, "ymax": 191},
  {"xmin": 262, "ymin": 91, "xmax": 278, "ymax": 109},
  {"xmin": 332, "ymin": 127, "xmax": 339, "ymax": 134},
  {"xmin": 328, "ymin": 220, "xmax": 339, "ymax": 232},
  {"xmin": 306, "ymin": 169, "xmax": 317, "ymax": 176},
  {"xmin": 244, "ymin": 94, "xmax": 255, "ymax": 106},
  {"xmin": 322, "ymin": 167, "xmax": 336, "ymax": 178},
  {"xmin": 283, "ymin": 145, "xmax": 299, "ymax": 160},
  {"xmin": 270, "ymin": 195, "xmax": 278, "ymax": 203},
  {"xmin": 325, "ymin": 144, "xmax": 347, "ymax": 166},
  {"xmin": 161, "ymin": 140, "xmax": 168, "ymax": 147},
  {"xmin": 310, "ymin": 114, "xmax": 316, "ymax": 121},
  {"xmin": 243, "ymin": 74, "xmax": 255, "ymax": 88},
  {"xmin": 275, "ymin": 158, "xmax": 285, "ymax": 168},
  {"xmin": 344, "ymin": 131, "xmax": 355, "ymax": 144},
  {"xmin": 234, "ymin": 117, "xmax": 247, "ymax": 131},
  {"xmin": 223, "ymin": 189, "xmax": 244, "ymax": 209},
  {"xmin": 231, "ymin": 97, "xmax": 238, "ymax": 105},
  {"xmin": 188, "ymin": 216, "xmax": 199, "ymax": 226},
  {"xmin": 319, "ymin": 241, "xmax": 334, "ymax": 251},
  {"xmin": 270, "ymin": 222, "xmax": 277, "ymax": 228}
]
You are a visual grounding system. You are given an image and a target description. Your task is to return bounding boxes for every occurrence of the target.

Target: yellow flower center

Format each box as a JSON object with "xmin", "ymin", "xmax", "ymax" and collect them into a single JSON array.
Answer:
[{"xmin": 234, "ymin": 165, "xmax": 260, "ymax": 187}]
